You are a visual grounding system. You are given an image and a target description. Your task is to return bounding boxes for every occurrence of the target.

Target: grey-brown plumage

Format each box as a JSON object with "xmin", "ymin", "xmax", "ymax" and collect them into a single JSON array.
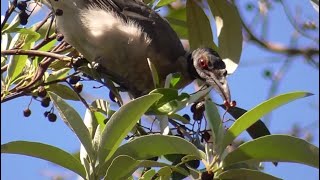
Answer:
[{"xmin": 44, "ymin": 0, "xmax": 231, "ymax": 102}]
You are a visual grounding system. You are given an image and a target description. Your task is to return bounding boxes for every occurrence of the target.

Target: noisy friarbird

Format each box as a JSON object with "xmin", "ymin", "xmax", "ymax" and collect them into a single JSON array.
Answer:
[{"xmin": 43, "ymin": 0, "xmax": 231, "ymax": 103}]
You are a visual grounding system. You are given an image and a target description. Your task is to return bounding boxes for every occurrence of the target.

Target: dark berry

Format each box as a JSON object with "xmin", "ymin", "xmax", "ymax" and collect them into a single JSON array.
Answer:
[
  {"xmin": 44, "ymin": 111, "xmax": 49, "ymax": 117},
  {"xmin": 201, "ymin": 171, "xmax": 214, "ymax": 180},
  {"xmin": 191, "ymin": 103, "xmax": 197, "ymax": 113},
  {"xmin": 41, "ymin": 97, "xmax": 51, "ymax": 107},
  {"xmin": 187, "ymin": 160, "xmax": 200, "ymax": 169},
  {"xmin": 55, "ymin": 9, "xmax": 63, "ymax": 16},
  {"xmin": 246, "ymin": 3, "xmax": 254, "ymax": 11},
  {"xmin": 23, "ymin": 108, "xmax": 31, "ymax": 117},
  {"xmin": 148, "ymin": 156, "xmax": 158, "ymax": 161},
  {"xmin": 230, "ymin": 100, "xmax": 237, "ymax": 107},
  {"xmin": 73, "ymin": 57, "xmax": 89, "ymax": 69},
  {"xmin": 37, "ymin": 86, "xmax": 47, "ymax": 98},
  {"xmin": 74, "ymin": 82, "xmax": 83, "ymax": 93},
  {"xmin": 19, "ymin": 11, "xmax": 28, "ymax": 25},
  {"xmin": 182, "ymin": 114, "xmax": 190, "ymax": 121},
  {"xmin": 263, "ymin": 69, "xmax": 272, "ymax": 78},
  {"xmin": 17, "ymin": 1, "xmax": 27, "ymax": 11},
  {"xmin": 48, "ymin": 113, "xmax": 57, "ymax": 122},
  {"xmin": 69, "ymin": 76, "xmax": 81, "ymax": 85},
  {"xmin": 56, "ymin": 33, "xmax": 64, "ymax": 41},
  {"xmin": 202, "ymin": 131, "xmax": 211, "ymax": 142},
  {"xmin": 193, "ymin": 111, "xmax": 203, "ymax": 121},
  {"xmin": 224, "ymin": 100, "xmax": 230, "ymax": 108},
  {"xmin": 195, "ymin": 102, "xmax": 205, "ymax": 112}
]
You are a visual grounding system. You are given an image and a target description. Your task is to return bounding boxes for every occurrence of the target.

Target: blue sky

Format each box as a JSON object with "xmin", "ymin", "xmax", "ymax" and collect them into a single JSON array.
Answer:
[{"xmin": 1, "ymin": 0, "xmax": 319, "ymax": 179}]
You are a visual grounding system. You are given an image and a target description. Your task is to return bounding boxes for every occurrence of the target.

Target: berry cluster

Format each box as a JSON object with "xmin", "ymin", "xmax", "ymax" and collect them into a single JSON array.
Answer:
[
  {"xmin": 23, "ymin": 86, "xmax": 57, "ymax": 122},
  {"xmin": 17, "ymin": 1, "xmax": 30, "ymax": 25}
]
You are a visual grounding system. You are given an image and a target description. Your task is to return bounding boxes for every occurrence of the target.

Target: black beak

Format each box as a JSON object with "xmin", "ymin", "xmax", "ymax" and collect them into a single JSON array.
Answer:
[{"xmin": 206, "ymin": 71, "xmax": 231, "ymax": 103}]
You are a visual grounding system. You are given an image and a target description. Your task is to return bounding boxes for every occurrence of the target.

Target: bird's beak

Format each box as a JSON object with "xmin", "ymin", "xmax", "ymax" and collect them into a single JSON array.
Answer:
[{"xmin": 206, "ymin": 71, "xmax": 231, "ymax": 103}]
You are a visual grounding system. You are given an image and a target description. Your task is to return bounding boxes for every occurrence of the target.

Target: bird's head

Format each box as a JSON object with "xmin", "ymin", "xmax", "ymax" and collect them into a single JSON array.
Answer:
[{"xmin": 188, "ymin": 48, "xmax": 231, "ymax": 103}]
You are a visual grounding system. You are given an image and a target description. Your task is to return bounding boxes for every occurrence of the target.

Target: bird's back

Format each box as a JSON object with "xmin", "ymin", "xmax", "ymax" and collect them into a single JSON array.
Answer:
[{"xmin": 46, "ymin": 0, "xmax": 191, "ymax": 97}]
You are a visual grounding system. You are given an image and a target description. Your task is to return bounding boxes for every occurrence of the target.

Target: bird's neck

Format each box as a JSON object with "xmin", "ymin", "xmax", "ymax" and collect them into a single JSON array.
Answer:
[{"xmin": 187, "ymin": 53, "xmax": 202, "ymax": 81}]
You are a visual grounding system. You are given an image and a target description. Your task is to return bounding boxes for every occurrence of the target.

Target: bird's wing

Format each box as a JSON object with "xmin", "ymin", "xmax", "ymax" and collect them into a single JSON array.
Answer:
[{"xmin": 89, "ymin": 0, "xmax": 152, "ymax": 21}]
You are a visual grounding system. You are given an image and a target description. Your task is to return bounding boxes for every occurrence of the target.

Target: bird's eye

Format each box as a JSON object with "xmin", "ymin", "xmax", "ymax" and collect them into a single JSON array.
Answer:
[
  {"xmin": 223, "ymin": 70, "xmax": 227, "ymax": 76},
  {"xmin": 198, "ymin": 58, "xmax": 208, "ymax": 69},
  {"xmin": 207, "ymin": 61, "xmax": 213, "ymax": 69}
]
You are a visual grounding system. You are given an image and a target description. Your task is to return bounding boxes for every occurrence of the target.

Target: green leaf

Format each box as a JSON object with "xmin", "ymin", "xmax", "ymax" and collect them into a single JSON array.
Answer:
[
  {"xmin": 157, "ymin": 166, "xmax": 172, "ymax": 179},
  {"xmin": 186, "ymin": 0, "xmax": 216, "ymax": 50},
  {"xmin": 105, "ymin": 155, "xmax": 140, "ymax": 179},
  {"xmin": 114, "ymin": 135, "xmax": 202, "ymax": 160},
  {"xmin": 166, "ymin": 7, "xmax": 188, "ymax": 39},
  {"xmin": 218, "ymin": 105, "xmax": 271, "ymax": 140},
  {"xmin": 208, "ymin": 0, "xmax": 242, "ymax": 74},
  {"xmin": 8, "ymin": 31, "xmax": 20, "ymax": 50},
  {"xmin": 1, "ymin": 141, "xmax": 86, "ymax": 178},
  {"xmin": 91, "ymin": 99, "xmax": 110, "ymax": 116},
  {"xmin": 149, "ymin": 89, "xmax": 190, "ymax": 115},
  {"xmin": 1, "ymin": 33, "xmax": 10, "ymax": 51},
  {"xmin": 140, "ymin": 169, "xmax": 156, "ymax": 179},
  {"xmin": 221, "ymin": 91, "xmax": 313, "ymax": 152},
  {"xmin": 205, "ymin": 100, "xmax": 223, "ymax": 150},
  {"xmin": 18, "ymin": 28, "xmax": 41, "ymax": 45},
  {"xmin": 150, "ymin": 88, "xmax": 179, "ymax": 107},
  {"xmin": 48, "ymin": 92, "xmax": 95, "ymax": 161},
  {"xmin": 168, "ymin": 113, "xmax": 190, "ymax": 124},
  {"xmin": 185, "ymin": 86, "xmax": 212, "ymax": 105},
  {"xmin": 83, "ymin": 107, "xmax": 99, "ymax": 139},
  {"xmin": 169, "ymin": 73, "xmax": 181, "ymax": 88},
  {"xmin": 6, "ymin": 53, "xmax": 28, "ymax": 84},
  {"xmin": 217, "ymin": 168, "xmax": 282, "ymax": 180},
  {"xmin": 31, "ymin": 19, "xmax": 56, "ymax": 40},
  {"xmin": 90, "ymin": 99, "xmax": 113, "ymax": 128},
  {"xmin": 49, "ymin": 58, "xmax": 70, "ymax": 70},
  {"xmin": 98, "ymin": 134, "xmax": 203, "ymax": 178},
  {"xmin": 47, "ymin": 84, "xmax": 79, "ymax": 101},
  {"xmin": 38, "ymin": 39, "xmax": 56, "ymax": 52},
  {"xmin": 45, "ymin": 68, "xmax": 70, "ymax": 82},
  {"xmin": 223, "ymin": 135, "xmax": 319, "ymax": 169},
  {"xmin": 157, "ymin": 0, "xmax": 176, "ymax": 7},
  {"xmin": 105, "ymin": 155, "xmax": 171, "ymax": 179},
  {"xmin": 2, "ymin": 14, "xmax": 20, "ymax": 33},
  {"xmin": 98, "ymin": 94, "xmax": 162, "ymax": 163}
]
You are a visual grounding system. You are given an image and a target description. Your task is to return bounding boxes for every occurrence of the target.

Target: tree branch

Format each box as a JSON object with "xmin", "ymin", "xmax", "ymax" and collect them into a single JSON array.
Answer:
[{"xmin": 1, "ymin": 49, "xmax": 70, "ymax": 61}]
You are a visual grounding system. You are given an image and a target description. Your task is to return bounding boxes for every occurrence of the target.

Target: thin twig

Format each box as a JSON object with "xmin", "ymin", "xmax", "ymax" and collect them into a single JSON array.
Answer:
[
  {"xmin": 234, "ymin": 1, "xmax": 319, "ymax": 58},
  {"xmin": 1, "ymin": 49, "xmax": 70, "ymax": 61},
  {"xmin": 1, "ymin": 72, "xmax": 80, "ymax": 103},
  {"xmin": 34, "ymin": 12, "xmax": 53, "ymax": 32},
  {"xmin": 65, "ymin": 80, "xmax": 90, "ymax": 109},
  {"xmin": 1, "ymin": 0, "xmax": 17, "ymax": 29},
  {"xmin": 32, "ymin": 34, "xmax": 56, "ymax": 50}
]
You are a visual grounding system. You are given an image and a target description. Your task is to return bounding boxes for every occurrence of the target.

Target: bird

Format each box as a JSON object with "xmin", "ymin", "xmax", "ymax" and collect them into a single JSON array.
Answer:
[{"xmin": 42, "ymin": 0, "xmax": 231, "ymax": 103}]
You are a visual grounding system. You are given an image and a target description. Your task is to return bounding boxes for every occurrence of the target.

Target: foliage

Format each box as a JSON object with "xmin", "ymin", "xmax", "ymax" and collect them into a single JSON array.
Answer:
[{"xmin": 1, "ymin": 0, "xmax": 319, "ymax": 179}]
